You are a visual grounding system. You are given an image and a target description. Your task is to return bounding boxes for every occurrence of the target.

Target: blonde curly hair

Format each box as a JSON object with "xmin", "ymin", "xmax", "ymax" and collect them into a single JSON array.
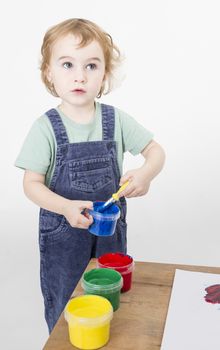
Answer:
[{"xmin": 40, "ymin": 18, "xmax": 121, "ymax": 98}]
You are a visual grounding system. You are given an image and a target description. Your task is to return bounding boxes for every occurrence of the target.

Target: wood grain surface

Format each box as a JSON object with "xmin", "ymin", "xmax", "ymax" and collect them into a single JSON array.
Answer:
[{"xmin": 43, "ymin": 260, "xmax": 220, "ymax": 350}]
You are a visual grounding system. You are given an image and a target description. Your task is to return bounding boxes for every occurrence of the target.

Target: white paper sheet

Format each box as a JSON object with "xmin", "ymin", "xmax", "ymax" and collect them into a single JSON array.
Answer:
[{"xmin": 161, "ymin": 269, "xmax": 220, "ymax": 350}]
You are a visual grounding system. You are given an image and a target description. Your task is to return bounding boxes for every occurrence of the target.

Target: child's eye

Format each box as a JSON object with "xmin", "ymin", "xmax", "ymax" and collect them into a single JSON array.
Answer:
[
  {"xmin": 63, "ymin": 62, "xmax": 73, "ymax": 69},
  {"xmin": 86, "ymin": 63, "xmax": 97, "ymax": 70}
]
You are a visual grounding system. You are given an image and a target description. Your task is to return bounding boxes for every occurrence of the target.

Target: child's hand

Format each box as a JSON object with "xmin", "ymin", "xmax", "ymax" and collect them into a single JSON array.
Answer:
[
  {"xmin": 118, "ymin": 141, "xmax": 165, "ymax": 198},
  {"xmin": 62, "ymin": 200, "xmax": 94, "ymax": 229},
  {"xmin": 119, "ymin": 168, "xmax": 151, "ymax": 198}
]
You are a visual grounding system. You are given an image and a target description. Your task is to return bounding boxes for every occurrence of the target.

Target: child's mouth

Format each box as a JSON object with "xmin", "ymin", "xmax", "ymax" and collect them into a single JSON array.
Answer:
[{"xmin": 71, "ymin": 89, "xmax": 86, "ymax": 94}]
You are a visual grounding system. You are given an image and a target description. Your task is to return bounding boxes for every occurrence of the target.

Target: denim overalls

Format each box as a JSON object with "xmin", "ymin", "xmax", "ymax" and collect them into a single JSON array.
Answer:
[{"xmin": 39, "ymin": 104, "xmax": 127, "ymax": 332}]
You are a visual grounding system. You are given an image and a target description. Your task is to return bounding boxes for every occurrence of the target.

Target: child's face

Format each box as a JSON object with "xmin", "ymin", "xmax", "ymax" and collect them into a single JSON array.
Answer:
[{"xmin": 47, "ymin": 34, "xmax": 106, "ymax": 106}]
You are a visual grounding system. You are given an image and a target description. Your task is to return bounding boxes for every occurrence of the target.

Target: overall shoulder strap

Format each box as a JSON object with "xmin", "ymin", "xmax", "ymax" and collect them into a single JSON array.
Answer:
[
  {"xmin": 101, "ymin": 104, "xmax": 115, "ymax": 141},
  {"xmin": 45, "ymin": 108, "xmax": 69, "ymax": 146}
]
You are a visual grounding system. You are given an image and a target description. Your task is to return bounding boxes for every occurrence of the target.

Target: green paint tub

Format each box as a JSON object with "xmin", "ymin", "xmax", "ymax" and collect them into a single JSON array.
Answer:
[{"xmin": 82, "ymin": 268, "xmax": 123, "ymax": 311}]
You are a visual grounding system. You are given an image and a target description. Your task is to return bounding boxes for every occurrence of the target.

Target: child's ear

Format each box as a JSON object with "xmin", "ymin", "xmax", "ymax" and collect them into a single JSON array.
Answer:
[{"xmin": 46, "ymin": 65, "xmax": 52, "ymax": 82}]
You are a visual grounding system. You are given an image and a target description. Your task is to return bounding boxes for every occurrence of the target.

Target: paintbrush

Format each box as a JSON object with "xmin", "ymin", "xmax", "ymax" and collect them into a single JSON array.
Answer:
[{"xmin": 97, "ymin": 181, "xmax": 129, "ymax": 213}]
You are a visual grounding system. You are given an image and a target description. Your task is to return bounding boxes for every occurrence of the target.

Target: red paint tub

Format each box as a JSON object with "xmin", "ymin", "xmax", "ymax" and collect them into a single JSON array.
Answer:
[{"xmin": 97, "ymin": 253, "xmax": 134, "ymax": 292}]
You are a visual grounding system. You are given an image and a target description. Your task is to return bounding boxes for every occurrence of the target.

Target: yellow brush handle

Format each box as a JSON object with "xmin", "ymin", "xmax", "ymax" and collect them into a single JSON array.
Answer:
[{"xmin": 112, "ymin": 181, "xmax": 129, "ymax": 201}]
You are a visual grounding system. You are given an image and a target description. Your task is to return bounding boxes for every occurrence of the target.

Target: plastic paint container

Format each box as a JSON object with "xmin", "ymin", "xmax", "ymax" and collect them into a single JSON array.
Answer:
[
  {"xmin": 87, "ymin": 202, "xmax": 120, "ymax": 236},
  {"xmin": 64, "ymin": 295, "xmax": 113, "ymax": 350},
  {"xmin": 82, "ymin": 268, "xmax": 123, "ymax": 311},
  {"xmin": 97, "ymin": 252, "xmax": 134, "ymax": 292}
]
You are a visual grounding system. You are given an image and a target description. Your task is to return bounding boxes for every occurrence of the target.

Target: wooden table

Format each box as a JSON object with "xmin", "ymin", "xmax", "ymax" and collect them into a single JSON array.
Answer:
[{"xmin": 43, "ymin": 260, "xmax": 220, "ymax": 350}]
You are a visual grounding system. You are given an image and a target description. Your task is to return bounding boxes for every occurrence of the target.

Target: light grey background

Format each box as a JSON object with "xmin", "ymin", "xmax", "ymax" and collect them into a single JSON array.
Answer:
[{"xmin": 1, "ymin": 0, "xmax": 220, "ymax": 349}]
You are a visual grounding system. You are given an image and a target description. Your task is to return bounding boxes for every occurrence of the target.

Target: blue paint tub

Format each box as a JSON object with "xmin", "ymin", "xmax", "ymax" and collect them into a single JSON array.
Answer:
[{"xmin": 88, "ymin": 202, "xmax": 120, "ymax": 236}]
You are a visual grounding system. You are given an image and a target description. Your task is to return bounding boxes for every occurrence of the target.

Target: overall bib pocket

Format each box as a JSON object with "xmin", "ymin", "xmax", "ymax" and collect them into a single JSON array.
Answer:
[{"xmin": 69, "ymin": 157, "xmax": 113, "ymax": 192}]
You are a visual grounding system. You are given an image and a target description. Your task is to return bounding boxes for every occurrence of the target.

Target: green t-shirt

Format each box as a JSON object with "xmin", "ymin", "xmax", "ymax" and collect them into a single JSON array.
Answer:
[{"xmin": 15, "ymin": 102, "xmax": 153, "ymax": 186}]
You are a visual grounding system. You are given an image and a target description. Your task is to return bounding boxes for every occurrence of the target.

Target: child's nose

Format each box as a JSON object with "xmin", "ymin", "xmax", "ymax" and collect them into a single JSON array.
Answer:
[{"xmin": 74, "ymin": 68, "xmax": 86, "ymax": 83}]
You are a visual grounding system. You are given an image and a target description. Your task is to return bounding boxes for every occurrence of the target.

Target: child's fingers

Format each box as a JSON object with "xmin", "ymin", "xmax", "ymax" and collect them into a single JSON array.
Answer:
[
  {"xmin": 81, "ymin": 201, "xmax": 93, "ymax": 210},
  {"xmin": 119, "ymin": 183, "xmax": 135, "ymax": 198},
  {"xmin": 126, "ymin": 189, "xmax": 139, "ymax": 198},
  {"xmin": 83, "ymin": 214, "xmax": 93, "ymax": 224},
  {"xmin": 119, "ymin": 173, "xmax": 133, "ymax": 186},
  {"xmin": 118, "ymin": 180, "xmax": 132, "ymax": 198},
  {"xmin": 80, "ymin": 201, "xmax": 93, "ymax": 218},
  {"xmin": 83, "ymin": 210, "xmax": 90, "ymax": 219},
  {"xmin": 79, "ymin": 213, "xmax": 93, "ymax": 228}
]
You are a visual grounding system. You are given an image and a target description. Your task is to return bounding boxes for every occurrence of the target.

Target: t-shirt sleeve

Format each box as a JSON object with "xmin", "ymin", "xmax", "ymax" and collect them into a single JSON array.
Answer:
[
  {"xmin": 118, "ymin": 109, "xmax": 154, "ymax": 155},
  {"xmin": 14, "ymin": 117, "xmax": 52, "ymax": 174}
]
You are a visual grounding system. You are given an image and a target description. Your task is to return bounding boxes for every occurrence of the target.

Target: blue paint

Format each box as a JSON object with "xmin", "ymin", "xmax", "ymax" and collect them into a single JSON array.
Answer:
[
  {"xmin": 88, "ymin": 202, "xmax": 120, "ymax": 236},
  {"xmin": 95, "ymin": 199, "xmax": 114, "ymax": 213}
]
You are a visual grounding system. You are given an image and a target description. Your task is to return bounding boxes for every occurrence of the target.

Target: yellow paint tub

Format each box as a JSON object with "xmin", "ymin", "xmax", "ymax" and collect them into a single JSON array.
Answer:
[{"xmin": 64, "ymin": 295, "xmax": 113, "ymax": 349}]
